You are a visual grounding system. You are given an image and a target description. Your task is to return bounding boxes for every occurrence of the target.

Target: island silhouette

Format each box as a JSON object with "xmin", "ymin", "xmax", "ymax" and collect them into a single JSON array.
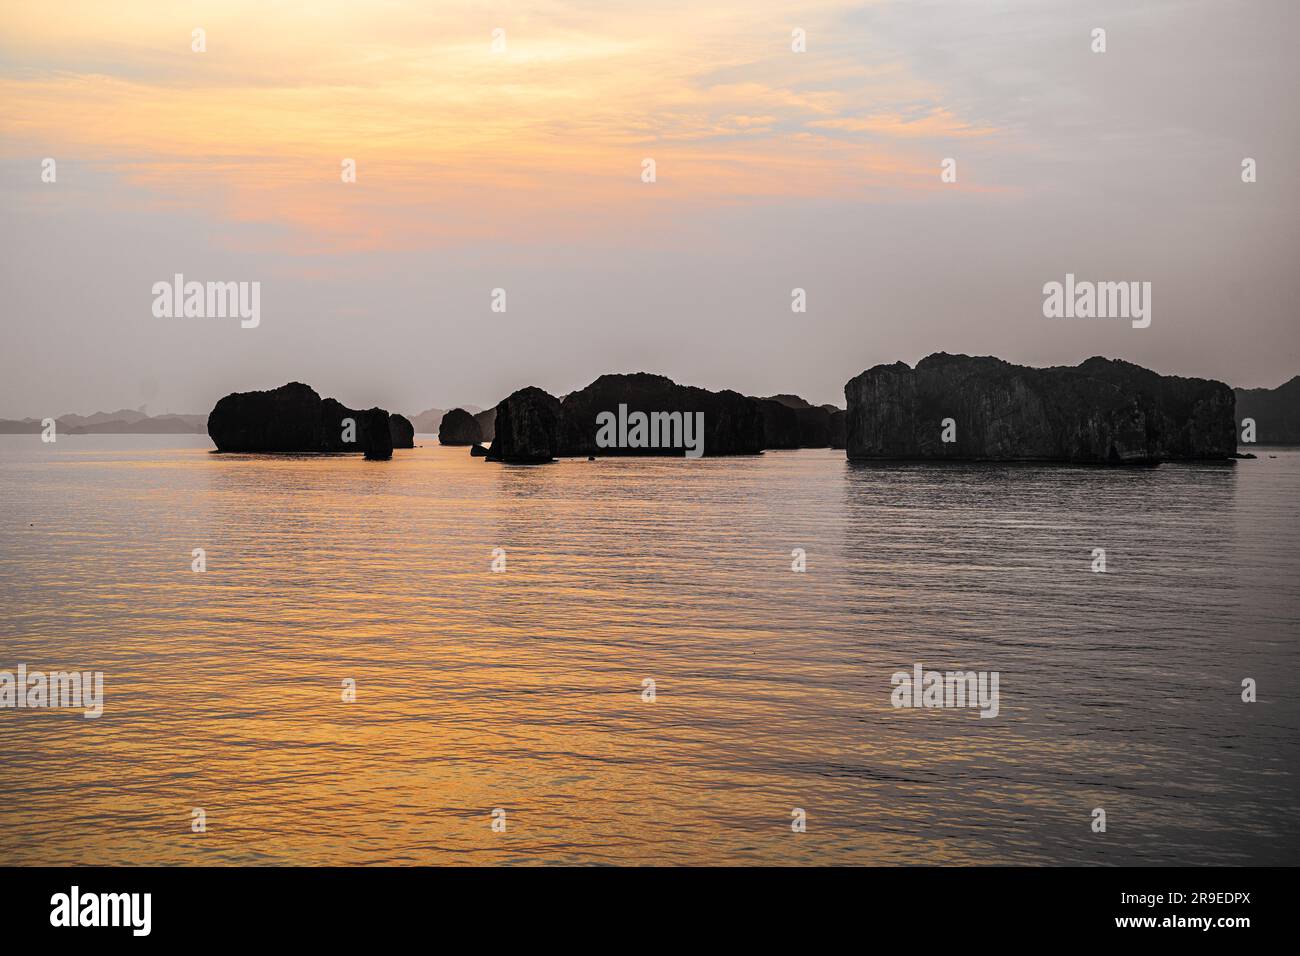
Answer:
[{"xmin": 183, "ymin": 353, "xmax": 1272, "ymax": 464}]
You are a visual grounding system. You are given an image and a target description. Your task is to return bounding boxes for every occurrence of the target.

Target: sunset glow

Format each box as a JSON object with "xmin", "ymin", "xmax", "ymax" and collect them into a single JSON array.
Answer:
[{"xmin": 1, "ymin": 1, "xmax": 1005, "ymax": 250}]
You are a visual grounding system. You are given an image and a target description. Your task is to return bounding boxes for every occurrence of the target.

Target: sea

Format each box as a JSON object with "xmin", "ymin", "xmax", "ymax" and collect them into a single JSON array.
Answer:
[{"xmin": 1, "ymin": 435, "xmax": 1296, "ymax": 865}]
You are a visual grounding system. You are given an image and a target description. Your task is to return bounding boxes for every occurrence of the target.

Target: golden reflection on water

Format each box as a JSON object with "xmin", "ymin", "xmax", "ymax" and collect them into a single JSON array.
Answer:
[{"xmin": 0, "ymin": 436, "xmax": 1297, "ymax": 864}]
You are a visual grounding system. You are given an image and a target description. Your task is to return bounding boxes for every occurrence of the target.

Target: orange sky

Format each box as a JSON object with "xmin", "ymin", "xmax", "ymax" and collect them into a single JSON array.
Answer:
[
  {"xmin": 0, "ymin": 0, "xmax": 1002, "ymax": 251},
  {"xmin": 3, "ymin": 1, "xmax": 1295, "ymax": 417}
]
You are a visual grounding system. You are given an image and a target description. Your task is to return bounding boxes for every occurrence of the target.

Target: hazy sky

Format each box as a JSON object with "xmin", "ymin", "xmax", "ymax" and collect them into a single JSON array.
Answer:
[{"xmin": 1, "ymin": 0, "xmax": 1297, "ymax": 417}]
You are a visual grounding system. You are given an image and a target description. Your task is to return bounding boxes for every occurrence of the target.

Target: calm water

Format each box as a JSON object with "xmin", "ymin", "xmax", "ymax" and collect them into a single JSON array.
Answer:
[{"xmin": 0, "ymin": 435, "xmax": 1296, "ymax": 865}]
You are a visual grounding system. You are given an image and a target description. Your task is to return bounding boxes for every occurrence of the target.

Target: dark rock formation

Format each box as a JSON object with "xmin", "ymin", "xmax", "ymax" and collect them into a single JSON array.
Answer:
[
  {"xmin": 438, "ymin": 408, "xmax": 482, "ymax": 445},
  {"xmin": 474, "ymin": 407, "xmax": 497, "ymax": 443},
  {"xmin": 560, "ymin": 373, "xmax": 763, "ymax": 456},
  {"xmin": 1067, "ymin": 357, "xmax": 1235, "ymax": 459},
  {"xmin": 207, "ymin": 382, "xmax": 396, "ymax": 458},
  {"xmin": 487, "ymin": 387, "xmax": 564, "ymax": 463},
  {"xmin": 793, "ymin": 406, "xmax": 832, "ymax": 447},
  {"xmin": 359, "ymin": 407, "xmax": 393, "ymax": 460},
  {"xmin": 844, "ymin": 353, "xmax": 1235, "ymax": 464},
  {"xmin": 753, "ymin": 398, "xmax": 800, "ymax": 449},
  {"xmin": 388, "ymin": 413, "xmax": 414, "ymax": 448},
  {"xmin": 828, "ymin": 409, "xmax": 847, "ymax": 449},
  {"xmin": 755, "ymin": 394, "xmax": 835, "ymax": 447},
  {"xmin": 1235, "ymin": 376, "xmax": 1300, "ymax": 444},
  {"xmin": 470, "ymin": 442, "xmax": 489, "ymax": 457}
]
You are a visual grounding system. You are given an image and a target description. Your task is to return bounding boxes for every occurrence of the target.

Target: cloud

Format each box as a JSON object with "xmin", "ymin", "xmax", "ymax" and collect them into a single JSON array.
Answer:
[{"xmin": 0, "ymin": 0, "xmax": 1007, "ymax": 250}]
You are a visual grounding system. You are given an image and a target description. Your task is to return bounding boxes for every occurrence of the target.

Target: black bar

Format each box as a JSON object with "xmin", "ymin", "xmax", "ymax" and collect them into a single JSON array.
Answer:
[{"xmin": 0, "ymin": 866, "xmax": 1280, "ymax": 943}]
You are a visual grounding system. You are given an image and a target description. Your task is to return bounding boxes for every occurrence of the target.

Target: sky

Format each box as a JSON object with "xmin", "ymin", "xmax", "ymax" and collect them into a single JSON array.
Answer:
[{"xmin": 1, "ymin": 0, "xmax": 1297, "ymax": 417}]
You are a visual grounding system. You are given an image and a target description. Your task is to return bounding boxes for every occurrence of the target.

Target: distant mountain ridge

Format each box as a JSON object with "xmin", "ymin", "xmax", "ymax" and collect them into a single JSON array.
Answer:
[
  {"xmin": 1235, "ymin": 376, "xmax": 1300, "ymax": 444},
  {"xmin": 0, "ymin": 412, "xmax": 208, "ymax": 434},
  {"xmin": 2, "ymin": 404, "xmax": 485, "ymax": 437},
  {"xmin": 408, "ymin": 406, "xmax": 483, "ymax": 434},
  {"xmin": 408, "ymin": 408, "xmax": 446, "ymax": 433}
]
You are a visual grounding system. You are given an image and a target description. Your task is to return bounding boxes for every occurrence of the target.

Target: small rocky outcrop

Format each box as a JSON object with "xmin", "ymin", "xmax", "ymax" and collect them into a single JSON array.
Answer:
[
  {"xmin": 470, "ymin": 443, "xmax": 489, "ymax": 457},
  {"xmin": 560, "ymin": 373, "xmax": 763, "ymax": 456},
  {"xmin": 359, "ymin": 408, "xmax": 393, "ymax": 460},
  {"xmin": 844, "ymin": 353, "xmax": 1235, "ymax": 464},
  {"xmin": 388, "ymin": 413, "xmax": 415, "ymax": 448},
  {"xmin": 1235, "ymin": 376, "xmax": 1300, "ymax": 444},
  {"xmin": 206, "ymin": 382, "xmax": 395, "ymax": 458},
  {"xmin": 474, "ymin": 407, "xmax": 497, "ymax": 443},
  {"xmin": 486, "ymin": 387, "xmax": 564, "ymax": 462},
  {"xmin": 438, "ymin": 408, "xmax": 482, "ymax": 445}
]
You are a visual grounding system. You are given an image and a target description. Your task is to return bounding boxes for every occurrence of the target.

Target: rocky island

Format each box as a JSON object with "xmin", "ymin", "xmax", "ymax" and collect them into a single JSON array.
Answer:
[
  {"xmin": 844, "ymin": 353, "xmax": 1236, "ymax": 464},
  {"xmin": 486, "ymin": 386, "xmax": 565, "ymax": 463},
  {"xmin": 482, "ymin": 373, "xmax": 770, "ymax": 462},
  {"xmin": 206, "ymin": 382, "xmax": 395, "ymax": 459},
  {"xmin": 750, "ymin": 395, "xmax": 846, "ymax": 449},
  {"xmin": 438, "ymin": 408, "xmax": 482, "ymax": 445},
  {"xmin": 559, "ymin": 373, "xmax": 764, "ymax": 457},
  {"xmin": 388, "ymin": 414, "xmax": 415, "ymax": 448}
]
